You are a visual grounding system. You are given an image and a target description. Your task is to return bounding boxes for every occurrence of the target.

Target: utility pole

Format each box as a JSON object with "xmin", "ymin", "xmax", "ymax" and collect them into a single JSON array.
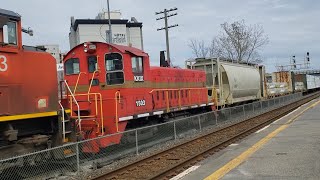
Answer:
[
  {"xmin": 107, "ymin": 0, "xmax": 112, "ymax": 43},
  {"xmin": 156, "ymin": 7, "xmax": 178, "ymax": 67}
]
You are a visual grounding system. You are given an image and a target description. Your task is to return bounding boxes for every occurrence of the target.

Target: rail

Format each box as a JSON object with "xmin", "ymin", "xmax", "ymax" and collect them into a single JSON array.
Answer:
[
  {"xmin": 92, "ymin": 92, "xmax": 317, "ymax": 180},
  {"xmin": 74, "ymin": 72, "xmax": 86, "ymax": 94},
  {"xmin": 0, "ymin": 92, "xmax": 307, "ymax": 180},
  {"xmin": 68, "ymin": 93, "xmax": 104, "ymax": 135},
  {"xmin": 58, "ymin": 100, "xmax": 66, "ymax": 142},
  {"xmin": 87, "ymin": 70, "xmax": 99, "ymax": 101},
  {"xmin": 149, "ymin": 87, "xmax": 208, "ymax": 112},
  {"xmin": 115, "ymin": 91, "xmax": 121, "ymax": 132},
  {"xmin": 64, "ymin": 80, "xmax": 81, "ymax": 131}
]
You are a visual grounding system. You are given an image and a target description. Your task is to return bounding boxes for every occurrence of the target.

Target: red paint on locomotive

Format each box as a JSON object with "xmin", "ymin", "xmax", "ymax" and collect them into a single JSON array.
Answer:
[
  {"xmin": 0, "ymin": 11, "xmax": 58, "ymax": 116},
  {"xmin": 63, "ymin": 42, "xmax": 209, "ymax": 153}
]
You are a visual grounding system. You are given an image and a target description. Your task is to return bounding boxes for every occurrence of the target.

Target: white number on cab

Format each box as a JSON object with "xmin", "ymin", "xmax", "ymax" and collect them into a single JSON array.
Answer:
[
  {"xmin": 135, "ymin": 100, "xmax": 146, "ymax": 107},
  {"xmin": 0, "ymin": 55, "xmax": 8, "ymax": 72}
]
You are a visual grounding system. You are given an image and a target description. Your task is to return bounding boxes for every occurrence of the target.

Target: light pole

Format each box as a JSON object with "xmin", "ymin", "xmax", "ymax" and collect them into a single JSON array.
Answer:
[
  {"xmin": 107, "ymin": 0, "xmax": 112, "ymax": 43},
  {"xmin": 156, "ymin": 7, "xmax": 178, "ymax": 67}
]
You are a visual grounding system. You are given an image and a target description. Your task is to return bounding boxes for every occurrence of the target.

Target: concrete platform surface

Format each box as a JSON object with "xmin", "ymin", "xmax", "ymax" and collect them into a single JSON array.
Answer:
[{"xmin": 174, "ymin": 98, "xmax": 320, "ymax": 180}]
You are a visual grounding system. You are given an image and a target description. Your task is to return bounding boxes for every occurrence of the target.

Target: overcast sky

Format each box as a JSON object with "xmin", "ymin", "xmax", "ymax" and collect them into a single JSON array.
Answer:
[{"xmin": 2, "ymin": 0, "xmax": 319, "ymax": 72}]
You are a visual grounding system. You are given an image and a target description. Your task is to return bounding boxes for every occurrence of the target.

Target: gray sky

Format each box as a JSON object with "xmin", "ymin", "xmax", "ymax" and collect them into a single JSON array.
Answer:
[{"xmin": 2, "ymin": 0, "xmax": 319, "ymax": 72}]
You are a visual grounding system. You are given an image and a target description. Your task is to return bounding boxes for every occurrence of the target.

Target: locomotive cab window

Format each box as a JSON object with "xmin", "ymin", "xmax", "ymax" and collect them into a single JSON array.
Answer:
[
  {"xmin": 105, "ymin": 53, "xmax": 124, "ymax": 85},
  {"xmin": 132, "ymin": 57, "xmax": 143, "ymax": 74},
  {"xmin": 88, "ymin": 56, "xmax": 97, "ymax": 73},
  {"xmin": 65, "ymin": 58, "xmax": 80, "ymax": 75},
  {"xmin": 0, "ymin": 20, "xmax": 17, "ymax": 45}
]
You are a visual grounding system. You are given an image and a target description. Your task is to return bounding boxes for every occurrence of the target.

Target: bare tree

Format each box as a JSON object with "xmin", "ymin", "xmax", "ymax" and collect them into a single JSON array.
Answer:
[
  {"xmin": 188, "ymin": 39, "xmax": 209, "ymax": 58},
  {"xmin": 188, "ymin": 20, "xmax": 268, "ymax": 63},
  {"xmin": 216, "ymin": 20, "xmax": 268, "ymax": 63}
]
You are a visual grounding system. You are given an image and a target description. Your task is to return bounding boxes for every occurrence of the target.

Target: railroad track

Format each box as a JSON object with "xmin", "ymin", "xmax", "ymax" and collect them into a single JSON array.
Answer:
[{"xmin": 92, "ymin": 92, "xmax": 319, "ymax": 180}]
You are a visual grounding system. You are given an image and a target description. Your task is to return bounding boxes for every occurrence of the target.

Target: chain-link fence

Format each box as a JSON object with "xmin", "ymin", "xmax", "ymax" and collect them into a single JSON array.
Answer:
[{"xmin": 0, "ymin": 92, "xmax": 303, "ymax": 179}]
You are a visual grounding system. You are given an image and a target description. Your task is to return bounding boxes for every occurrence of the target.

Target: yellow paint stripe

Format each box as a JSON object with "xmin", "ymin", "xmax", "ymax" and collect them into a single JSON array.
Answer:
[
  {"xmin": 0, "ymin": 111, "xmax": 59, "ymax": 122},
  {"xmin": 205, "ymin": 99, "xmax": 320, "ymax": 180}
]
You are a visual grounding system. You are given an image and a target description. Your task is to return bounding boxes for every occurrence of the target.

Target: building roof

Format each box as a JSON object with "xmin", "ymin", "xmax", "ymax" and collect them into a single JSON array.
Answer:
[
  {"xmin": 73, "ymin": 19, "xmax": 142, "ymax": 30},
  {"xmin": 0, "ymin": 8, "xmax": 21, "ymax": 20}
]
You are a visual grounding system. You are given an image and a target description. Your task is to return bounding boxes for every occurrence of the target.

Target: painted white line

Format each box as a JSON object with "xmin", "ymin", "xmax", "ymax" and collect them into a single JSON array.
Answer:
[
  {"xmin": 255, "ymin": 125, "xmax": 270, "ymax": 133},
  {"xmin": 272, "ymin": 106, "xmax": 301, "ymax": 124},
  {"xmin": 153, "ymin": 111, "xmax": 163, "ymax": 115},
  {"xmin": 200, "ymin": 104, "xmax": 206, "ymax": 107},
  {"xmin": 137, "ymin": 113, "xmax": 150, "ymax": 118},
  {"xmin": 229, "ymin": 143, "xmax": 239, "ymax": 147},
  {"xmin": 191, "ymin": 105, "xmax": 198, "ymax": 108},
  {"xmin": 119, "ymin": 116, "xmax": 133, "ymax": 121},
  {"xmin": 181, "ymin": 107, "xmax": 188, "ymax": 110},
  {"xmin": 208, "ymin": 102, "xmax": 214, "ymax": 105},
  {"xmin": 170, "ymin": 165, "xmax": 200, "ymax": 180}
]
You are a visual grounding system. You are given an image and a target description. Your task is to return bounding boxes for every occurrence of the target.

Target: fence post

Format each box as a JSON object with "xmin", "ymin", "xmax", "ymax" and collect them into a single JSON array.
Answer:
[
  {"xmin": 253, "ymin": 103, "xmax": 255, "ymax": 114},
  {"xmin": 215, "ymin": 112, "xmax": 218, "ymax": 125},
  {"xmin": 76, "ymin": 143, "xmax": 80, "ymax": 173},
  {"xmin": 174, "ymin": 121, "xmax": 177, "ymax": 140},
  {"xmin": 198, "ymin": 116, "xmax": 202, "ymax": 131},
  {"xmin": 135, "ymin": 129, "xmax": 139, "ymax": 155},
  {"xmin": 243, "ymin": 105, "xmax": 245, "ymax": 119}
]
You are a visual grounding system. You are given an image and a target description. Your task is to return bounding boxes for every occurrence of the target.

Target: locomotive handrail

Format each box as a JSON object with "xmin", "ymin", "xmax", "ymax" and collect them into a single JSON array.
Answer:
[
  {"xmin": 64, "ymin": 80, "xmax": 81, "ymax": 131},
  {"xmin": 58, "ymin": 101, "xmax": 66, "ymax": 142},
  {"xmin": 115, "ymin": 91, "xmax": 121, "ymax": 132},
  {"xmin": 74, "ymin": 72, "xmax": 86, "ymax": 94},
  {"xmin": 68, "ymin": 93, "xmax": 104, "ymax": 135},
  {"xmin": 149, "ymin": 87, "xmax": 208, "ymax": 112},
  {"xmin": 87, "ymin": 70, "xmax": 100, "ymax": 101}
]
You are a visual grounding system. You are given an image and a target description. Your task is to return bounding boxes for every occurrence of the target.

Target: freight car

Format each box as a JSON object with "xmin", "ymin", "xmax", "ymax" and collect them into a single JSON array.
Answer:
[
  {"xmin": 185, "ymin": 58, "xmax": 266, "ymax": 107},
  {"xmin": 62, "ymin": 42, "xmax": 212, "ymax": 153},
  {"xmin": 0, "ymin": 9, "xmax": 73, "ymax": 159}
]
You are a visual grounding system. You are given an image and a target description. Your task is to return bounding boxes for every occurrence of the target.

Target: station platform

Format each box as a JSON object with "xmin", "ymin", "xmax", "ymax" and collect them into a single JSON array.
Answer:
[{"xmin": 174, "ymin": 98, "xmax": 320, "ymax": 180}]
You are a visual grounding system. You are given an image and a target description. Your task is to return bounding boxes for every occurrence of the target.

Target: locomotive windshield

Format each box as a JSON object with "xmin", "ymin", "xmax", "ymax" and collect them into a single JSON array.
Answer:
[
  {"xmin": 65, "ymin": 58, "xmax": 80, "ymax": 75},
  {"xmin": 0, "ymin": 18, "xmax": 17, "ymax": 45},
  {"xmin": 105, "ymin": 53, "xmax": 124, "ymax": 85}
]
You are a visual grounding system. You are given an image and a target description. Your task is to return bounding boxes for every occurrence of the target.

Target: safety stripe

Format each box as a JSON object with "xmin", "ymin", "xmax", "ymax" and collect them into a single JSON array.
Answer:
[
  {"xmin": 137, "ymin": 113, "xmax": 150, "ymax": 118},
  {"xmin": 0, "ymin": 111, "xmax": 58, "ymax": 122},
  {"xmin": 153, "ymin": 111, "xmax": 164, "ymax": 115},
  {"xmin": 119, "ymin": 116, "xmax": 134, "ymax": 121},
  {"xmin": 200, "ymin": 104, "xmax": 207, "ymax": 107}
]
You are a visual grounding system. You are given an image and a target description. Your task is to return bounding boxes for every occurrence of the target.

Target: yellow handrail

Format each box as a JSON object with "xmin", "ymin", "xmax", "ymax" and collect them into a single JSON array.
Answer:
[
  {"xmin": 74, "ymin": 72, "xmax": 86, "ymax": 94},
  {"xmin": 87, "ymin": 70, "xmax": 99, "ymax": 101},
  {"xmin": 149, "ymin": 87, "xmax": 207, "ymax": 112},
  {"xmin": 65, "ymin": 92, "xmax": 104, "ymax": 135},
  {"xmin": 115, "ymin": 91, "xmax": 121, "ymax": 132}
]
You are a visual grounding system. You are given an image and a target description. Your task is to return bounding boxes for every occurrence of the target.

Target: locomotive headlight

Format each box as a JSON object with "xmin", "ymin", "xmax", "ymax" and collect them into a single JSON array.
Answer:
[{"xmin": 83, "ymin": 42, "xmax": 96, "ymax": 53}]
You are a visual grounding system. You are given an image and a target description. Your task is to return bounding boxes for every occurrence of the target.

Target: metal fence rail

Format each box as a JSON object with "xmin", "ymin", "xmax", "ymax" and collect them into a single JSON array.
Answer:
[{"xmin": 0, "ymin": 93, "xmax": 303, "ymax": 180}]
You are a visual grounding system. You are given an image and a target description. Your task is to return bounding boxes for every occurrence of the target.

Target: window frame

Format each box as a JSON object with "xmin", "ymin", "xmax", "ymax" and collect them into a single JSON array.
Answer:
[
  {"xmin": 1, "ymin": 20, "xmax": 18, "ymax": 46},
  {"xmin": 104, "ymin": 52, "xmax": 125, "ymax": 85},
  {"xmin": 64, "ymin": 58, "xmax": 80, "ymax": 75},
  {"xmin": 87, "ymin": 55, "xmax": 98, "ymax": 73},
  {"xmin": 131, "ymin": 56, "xmax": 144, "ymax": 74}
]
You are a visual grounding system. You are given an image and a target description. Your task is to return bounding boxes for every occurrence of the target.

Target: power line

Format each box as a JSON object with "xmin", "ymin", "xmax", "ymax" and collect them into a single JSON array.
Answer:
[{"xmin": 155, "ymin": 7, "xmax": 178, "ymax": 67}]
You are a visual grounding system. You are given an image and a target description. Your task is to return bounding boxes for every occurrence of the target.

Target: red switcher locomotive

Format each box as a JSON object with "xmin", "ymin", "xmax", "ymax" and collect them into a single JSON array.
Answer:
[{"xmin": 63, "ymin": 42, "xmax": 214, "ymax": 153}]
